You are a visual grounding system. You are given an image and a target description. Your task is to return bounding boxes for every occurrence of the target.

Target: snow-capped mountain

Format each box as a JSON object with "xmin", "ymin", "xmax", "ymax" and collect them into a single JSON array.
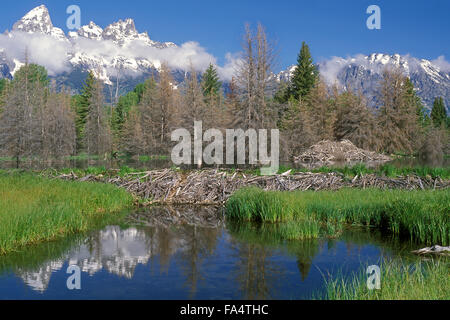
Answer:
[
  {"xmin": 278, "ymin": 53, "xmax": 450, "ymax": 111},
  {"xmin": 11, "ymin": 5, "xmax": 67, "ymax": 41},
  {"xmin": 0, "ymin": 5, "xmax": 179, "ymax": 88},
  {"xmin": 0, "ymin": 5, "xmax": 448, "ymax": 111}
]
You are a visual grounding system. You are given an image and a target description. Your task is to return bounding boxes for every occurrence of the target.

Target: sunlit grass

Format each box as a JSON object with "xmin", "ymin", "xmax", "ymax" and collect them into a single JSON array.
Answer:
[
  {"xmin": 324, "ymin": 259, "xmax": 450, "ymax": 300},
  {"xmin": 0, "ymin": 173, "xmax": 134, "ymax": 255},
  {"xmin": 226, "ymin": 187, "xmax": 450, "ymax": 244},
  {"xmin": 274, "ymin": 163, "xmax": 450, "ymax": 179}
]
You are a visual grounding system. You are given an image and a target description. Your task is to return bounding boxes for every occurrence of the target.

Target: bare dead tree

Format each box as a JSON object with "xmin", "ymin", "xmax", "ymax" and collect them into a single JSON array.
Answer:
[
  {"xmin": 377, "ymin": 68, "xmax": 420, "ymax": 154},
  {"xmin": 234, "ymin": 23, "xmax": 275, "ymax": 130},
  {"xmin": 84, "ymin": 77, "xmax": 112, "ymax": 157}
]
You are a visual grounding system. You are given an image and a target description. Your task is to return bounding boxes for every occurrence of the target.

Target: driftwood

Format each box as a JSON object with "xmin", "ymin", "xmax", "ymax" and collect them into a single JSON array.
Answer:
[
  {"xmin": 53, "ymin": 168, "xmax": 450, "ymax": 205},
  {"xmin": 295, "ymin": 140, "xmax": 391, "ymax": 164},
  {"xmin": 412, "ymin": 245, "xmax": 450, "ymax": 256}
]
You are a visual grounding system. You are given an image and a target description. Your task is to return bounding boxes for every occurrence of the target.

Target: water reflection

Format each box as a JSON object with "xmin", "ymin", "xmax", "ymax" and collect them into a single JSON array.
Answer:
[
  {"xmin": 0, "ymin": 157, "xmax": 448, "ymax": 171},
  {"xmin": 0, "ymin": 206, "xmax": 422, "ymax": 299}
]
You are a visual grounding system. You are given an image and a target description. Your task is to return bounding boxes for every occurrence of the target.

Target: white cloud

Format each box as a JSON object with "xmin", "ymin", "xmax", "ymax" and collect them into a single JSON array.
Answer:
[
  {"xmin": 0, "ymin": 30, "xmax": 240, "ymax": 81},
  {"xmin": 431, "ymin": 55, "xmax": 450, "ymax": 72},
  {"xmin": 217, "ymin": 52, "xmax": 243, "ymax": 81},
  {"xmin": 0, "ymin": 32, "xmax": 71, "ymax": 76}
]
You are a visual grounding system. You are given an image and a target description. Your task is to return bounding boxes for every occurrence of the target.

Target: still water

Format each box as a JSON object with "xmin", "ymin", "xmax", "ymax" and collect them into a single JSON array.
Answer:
[
  {"xmin": 0, "ymin": 206, "xmax": 423, "ymax": 300},
  {"xmin": 0, "ymin": 157, "xmax": 449, "ymax": 171}
]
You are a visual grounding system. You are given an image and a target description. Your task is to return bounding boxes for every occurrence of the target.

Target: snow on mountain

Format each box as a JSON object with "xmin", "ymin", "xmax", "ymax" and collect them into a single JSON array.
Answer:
[
  {"xmin": 12, "ymin": 4, "xmax": 68, "ymax": 42},
  {"xmin": 1, "ymin": 5, "xmax": 180, "ymax": 86},
  {"xmin": 0, "ymin": 5, "xmax": 448, "ymax": 111},
  {"xmin": 278, "ymin": 53, "xmax": 450, "ymax": 111},
  {"xmin": 68, "ymin": 21, "xmax": 103, "ymax": 41}
]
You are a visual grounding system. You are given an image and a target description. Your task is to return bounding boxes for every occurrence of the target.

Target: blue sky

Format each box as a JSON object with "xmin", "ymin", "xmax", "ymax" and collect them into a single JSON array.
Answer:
[{"xmin": 0, "ymin": 0, "xmax": 448, "ymax": 71}]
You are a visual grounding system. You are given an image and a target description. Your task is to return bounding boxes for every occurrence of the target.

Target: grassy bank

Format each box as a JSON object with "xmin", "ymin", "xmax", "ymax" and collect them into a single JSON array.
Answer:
[
  {"xmin": 324, "ymin": 259, "xmax": 449, "ymax": 300},
  {"xmin": 0, "ymin": 173, "xmax": 134, "ymax": 255},
  {"xmin": 274, "ymin": 164, "xmax": 450, "ymax": 179},
  {"xmin": 226, "ymin": 188, "xmax": 449, "ymax": 244}
]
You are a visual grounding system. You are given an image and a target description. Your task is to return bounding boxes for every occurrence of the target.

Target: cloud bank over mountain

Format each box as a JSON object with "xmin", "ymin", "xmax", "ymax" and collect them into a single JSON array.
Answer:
[{"xmin": 0, "ymin": 5, "xmax": 240, "ymax": 82}]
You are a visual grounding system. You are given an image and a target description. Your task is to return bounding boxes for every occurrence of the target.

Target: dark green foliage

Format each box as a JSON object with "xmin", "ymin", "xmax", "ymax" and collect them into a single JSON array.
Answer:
[
  {"xmin": 431, "ymin": 97, "xmax": 447, "ymax": 127},
  {"xmin": 113, "ymin": 92, "xmax": 139, "ymax": 133},
  {"xmin": 201, "ymin": 63, "xmax": 222, "ymax": 98},
  {"xmin": 13, "ymin": 64, "xmax": 49, "ymax": 87},
  {"xmin": 74, "ymin": 72, "xmax": 96, "ymax": 150},
  {"xmin": 288, "ymin": 42, "xmax": 318, "ymax": 100},
  {"xmin": 112, "ymin": 81, "xmax": 152, "ymax": 135},
  {"xmin": 0, "ymin": 79, "xmax": 7, "ymax": 110},
  {"xmin": 0, "ymin": 79, "xmax": 7, "ymax": 94},
  {"xmin": 404, "ymin": 78, "xmax": 428, "ymax": 127}
]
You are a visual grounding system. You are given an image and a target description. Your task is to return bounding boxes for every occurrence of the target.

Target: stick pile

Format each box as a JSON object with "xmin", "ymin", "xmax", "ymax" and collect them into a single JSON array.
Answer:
[
  {"xmin": 295, "ymin": 140, "xmax": 392, "ymax": 164},
  {"xmin": 54, "ymin": 168, "xmax": 450, "ymax": 204}
]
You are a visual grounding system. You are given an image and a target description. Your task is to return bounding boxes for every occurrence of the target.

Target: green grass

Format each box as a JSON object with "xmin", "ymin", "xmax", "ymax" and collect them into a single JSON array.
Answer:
[
  {"xmin": 226, "ymin": 187, "xmax": 450, "ymax": 244},
  {"xmin": 275, "ymin": 164, "xmax": 450, "ymax": 180},
  {"xmin": 323, "ymin": 259, "xmax": 450, "ymax": 300},
  {"xmin": 0, "ymin": 172, "xmax": 134, "ymax": 255}
]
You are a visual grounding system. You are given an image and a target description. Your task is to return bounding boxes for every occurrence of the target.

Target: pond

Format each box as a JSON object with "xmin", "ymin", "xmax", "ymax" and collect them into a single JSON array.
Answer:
[
  {"xmin": 0, "ymin": 156, "xmax": 448, "ymax": 171},
  {"xmin": 0, "ymin": 206, "xmax": 426, "ymax": 300}
]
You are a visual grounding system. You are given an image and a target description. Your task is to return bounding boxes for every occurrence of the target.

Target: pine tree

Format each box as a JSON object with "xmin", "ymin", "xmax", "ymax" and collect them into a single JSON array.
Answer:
[
  {"xmin": 201, "ymin": 64, "xmax": 222, "ymax": 99},
  {"xmin": 288, "ymin": 42, "xmax": 318, "ymax": 101},
  {"xmin": 430, "ymin": 97, "xmax": 447, "ymax": 127},
  {"xmin": 112, "ymin": 89, "xmax": 140, "ymax": 136},
  {"xmin": 74, "ymin": 72, "xmax": 96, "ymax": 151},
  {"xmin": 0, "ymin": 78, "xmax": 7, "ymax": 96},
  {"xmin": 138, "ymin": 78, "xmax": 158, "ymax": 154},
  {"xmin": 404, "ymin": 78, "xmax": 428, "ymax": 127}
]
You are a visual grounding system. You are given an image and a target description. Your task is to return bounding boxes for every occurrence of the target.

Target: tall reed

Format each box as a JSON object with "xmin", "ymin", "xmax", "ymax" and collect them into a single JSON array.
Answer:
[{"xmin": 226, "ymin": 187, "xmax": 449, "ymax": 244}]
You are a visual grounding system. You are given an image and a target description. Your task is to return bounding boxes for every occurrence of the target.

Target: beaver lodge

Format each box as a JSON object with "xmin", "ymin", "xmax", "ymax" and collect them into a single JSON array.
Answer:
[{"xmin": 295, "ymin": 140, "xmax": 392, "ymax": 165}]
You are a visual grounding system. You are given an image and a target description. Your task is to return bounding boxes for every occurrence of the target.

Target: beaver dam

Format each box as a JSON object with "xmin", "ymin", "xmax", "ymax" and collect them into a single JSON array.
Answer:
[{"xmin": 53, "ymin": 168, "xmax": 450, "ymax": 204}]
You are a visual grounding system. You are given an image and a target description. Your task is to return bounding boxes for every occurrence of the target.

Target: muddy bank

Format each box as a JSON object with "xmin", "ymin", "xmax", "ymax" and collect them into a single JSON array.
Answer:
[{"xmin": 54, "ymin": 169, "xmax": 450, "ymax": 204}]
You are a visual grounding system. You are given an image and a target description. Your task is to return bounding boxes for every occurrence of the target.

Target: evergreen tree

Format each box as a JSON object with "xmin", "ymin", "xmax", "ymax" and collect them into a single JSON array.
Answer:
[
  {"xmin": 0, "ymin": 78, "xmax": 7, "ymax": 95},
  {"xmin": 288, "ymin": 42, "xmax": 318, "ymax": 100},
  {"xmin": 74, "ymin": 72, "xmax": 96, "ymax": 151},
  {"xmin": 112, "ymin": 81, "xmax": 149, "ymax": 136},
  {"xmin": 404, "ymin": 78, "xmax": 428, "ymax": 127},
  {"xmin": 201, "ymin": 63, "xmax": 222, "ymax": 99},
  {"xmin": 14, "ymin": 64, "xmax": 49, "ymax": 87},
  {"xmin": 430, "ymin": 97, "xmax": 447, "ymax": 127},
  {"xmin": 137, "ymin": 78, "xmax": 158, "ymax": 155}
]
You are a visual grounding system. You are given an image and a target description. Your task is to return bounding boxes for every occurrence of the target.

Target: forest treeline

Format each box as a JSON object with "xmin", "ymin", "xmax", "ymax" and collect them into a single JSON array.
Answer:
[{"xmin": 0, "ymin": 24, "xmax": 448, "ymax": 166}]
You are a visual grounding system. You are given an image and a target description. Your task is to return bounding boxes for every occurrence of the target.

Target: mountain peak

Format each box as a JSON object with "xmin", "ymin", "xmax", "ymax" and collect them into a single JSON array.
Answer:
[
  {"xmin": 13, "ymin": 5, "xmax": 53, "ymax": 34},
  {"xmin": 74, "ymin": 21, "xmax": 104, "ymax": 40}
]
